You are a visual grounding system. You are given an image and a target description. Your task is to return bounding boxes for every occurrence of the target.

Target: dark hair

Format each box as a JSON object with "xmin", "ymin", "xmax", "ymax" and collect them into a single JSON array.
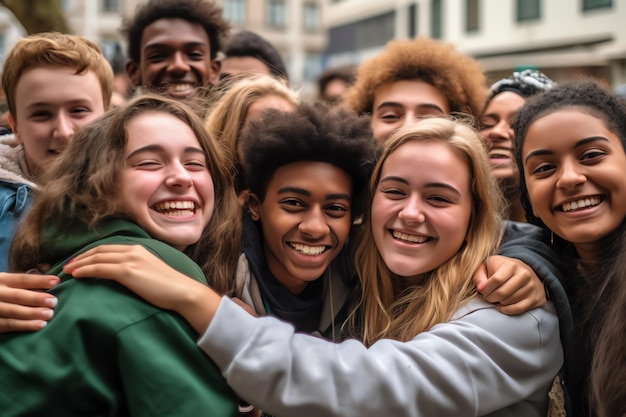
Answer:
[
  {"xmin": 514, "ymin": 78, "xmax": 626, "ymax": 239},
  {"xmin": 240, "ymin": 103, "xmax": 377, "ymax": 218},
  {"xmin": 513, "ymin": 79, "xmax": 626, "ymax": 417},
  {"xmin": 317, "ymin": 64, "xmax": 357, "ymax": 99},
  {"xmin": 223, "ymin": 31, "xmax": 288, "ymax": 81},
  {"xmin": 121, "ymin": 0, "xmax": 230, "ymax": 63}
]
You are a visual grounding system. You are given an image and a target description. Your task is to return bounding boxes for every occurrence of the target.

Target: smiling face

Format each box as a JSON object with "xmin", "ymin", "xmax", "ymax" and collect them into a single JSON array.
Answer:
[
  {"xmin": 371, "ymin": 80, "xmax": 450, "ymax": 143},
  {"xmin": 371, "ymin": 140, "xmax": 472, "ymax": 285},
  {"xmin": 248, "ymin": 161, "xmax": 352, "ymax": 295},
  {"xmin": 128, "ymin": 18, "xmax": 219, "ymax": 99},
  {"xmin": 120, "ymin": 111, "xmax": 215, "ymax": 250},
  {"xmin": 9, "ymin": 67, "xmax": 105, "ymax": 178},
  {"xmin": 522, "ymin": 108, "xmax": 626, "ymax": 262},
  {"xmin": 480, "ymin": 91, "xmax": 526, "ymax": 182}
]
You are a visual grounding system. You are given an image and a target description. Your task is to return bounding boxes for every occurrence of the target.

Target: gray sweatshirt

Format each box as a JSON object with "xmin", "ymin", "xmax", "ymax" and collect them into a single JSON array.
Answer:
[{"xmin": 199, "ymin": 295, "xmax": 561, "ymax": 417}]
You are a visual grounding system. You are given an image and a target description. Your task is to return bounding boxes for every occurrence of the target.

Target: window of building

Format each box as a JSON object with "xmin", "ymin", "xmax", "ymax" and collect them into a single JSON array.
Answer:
[
  {"xmin": 583, "ymin": 0, "xmax": 612, "ymax": 11},
  {"xmin": 101, "ymin": 0, "xmax": 120, "ymax": 13},
  {"xmin": 408, "ymin": 3, "xmax": 418, "ymax": 38},
  {"xmin": 304, "ymin": 51, "xmax": 322, "ymax": 82},
  {"xmin": 267, "ymin": 0, "xmax": 287, "ymax": 29},
  {"xmin": 303, "ymin": 2, "xmax": 319, "ymax": 32},
  {"xmin": 466, "ymin": 0, "xmax": 479, "ymax": 32},
  {"xmin": 430, "ymin": 0, "xmax": 443, "ymax": 39},
  {"xmin": 224, "ymin": 0, "xmax": 247, "ymax": 25},
  {"xmin": 516, "ymin": 0, "xmax": 540, "ymax": 22},
  {"xmin": 61, "ymin": 0, "xmax": 74, "ymax": 11}
]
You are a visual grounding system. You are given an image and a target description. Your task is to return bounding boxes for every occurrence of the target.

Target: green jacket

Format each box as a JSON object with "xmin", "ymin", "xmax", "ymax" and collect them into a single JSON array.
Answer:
[{"xmin": 0, "ymin": 218, "xmax": 237, "ymax": 417}]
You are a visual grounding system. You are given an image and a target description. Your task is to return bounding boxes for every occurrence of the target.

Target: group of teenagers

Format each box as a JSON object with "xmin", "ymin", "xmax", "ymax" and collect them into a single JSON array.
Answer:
[{"xmin": 0, "ymin": 1, "xmax": 624, "ymax": 417}]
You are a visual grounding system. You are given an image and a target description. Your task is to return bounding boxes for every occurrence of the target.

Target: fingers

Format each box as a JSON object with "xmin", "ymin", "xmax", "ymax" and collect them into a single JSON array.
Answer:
[
  {"xmin": 0, "ymin": 284, "xmax": 57, "ymax": 333},
  {"xmin": 0, "ymin": 318, "xmax": 50, "ymax": 333},
  {"xmin": 472, "ymin": 264, "xmax": 488, "ymax": 292},
  {"xmin": 0, "ymin": 272, "xmax": 59, "ymax": 290},
  {"xmin": 0, "ymin": 300, "xmax": 54, "ymax": 321},
  {"xmin": 496, "ymin": 300, "xmax": 536, "ymax": 316}
]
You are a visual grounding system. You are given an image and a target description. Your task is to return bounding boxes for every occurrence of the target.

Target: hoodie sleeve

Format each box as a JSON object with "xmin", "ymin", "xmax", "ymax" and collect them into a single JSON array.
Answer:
[{"xmin": 198, "ymin": 296, "xmax": 562, "ymax": 417}]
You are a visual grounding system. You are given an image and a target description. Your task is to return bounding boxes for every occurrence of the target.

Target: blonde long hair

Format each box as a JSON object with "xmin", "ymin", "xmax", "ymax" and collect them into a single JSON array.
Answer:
[
  {"xmin": 352, "ymin": 117, "xmax": 505, "ymax": 345},
  {"xmin": 205, "ymin": 74, "xmax": 300, "ymax": 192}
]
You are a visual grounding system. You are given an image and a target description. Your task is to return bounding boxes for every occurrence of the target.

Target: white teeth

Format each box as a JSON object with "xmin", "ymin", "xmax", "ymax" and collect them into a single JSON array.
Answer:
[
  {"xmin": 170, "ymin": 84, "xmax": 193, "ymax": 92},
  {"xmin": 561, "ymin": 197, "xmax": 601, "ymax": 212},
  {"xmin": 392, "ymin": 230, "xmax": 428, "ymax": 243},
  {"xmin": 153, "ymin": 201, "xmax": 196, "ymax": 216},
  {"xmin": 289, "ymin": 243, "xmax": 326, "ymax": 256}
]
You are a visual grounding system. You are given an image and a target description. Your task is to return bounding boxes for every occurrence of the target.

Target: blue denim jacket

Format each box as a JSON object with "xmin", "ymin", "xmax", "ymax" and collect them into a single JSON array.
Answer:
[{"xmin": 0, "ymin": 181, "xmax": 33, "ymax": 271}]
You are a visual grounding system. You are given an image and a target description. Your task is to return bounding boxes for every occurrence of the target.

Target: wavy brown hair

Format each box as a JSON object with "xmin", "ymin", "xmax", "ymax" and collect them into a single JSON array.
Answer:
[
  {"xmin": 343, "ymin": 37, "xmax": 487, "ymax": 118},
  {"xmin": 9, "ymin": 94, "xmax": 241, "ymax": 295},
  {"xmin": 350, "ymin": 117, "xmax": 504, "ymax": 346}
]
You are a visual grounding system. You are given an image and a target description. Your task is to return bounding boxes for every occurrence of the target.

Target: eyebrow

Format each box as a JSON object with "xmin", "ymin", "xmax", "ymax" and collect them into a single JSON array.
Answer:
[
  {"xmin": 25, "ymin": 98, "xmax": 93, "ymax": 108},
  {"xmin": 143, "ymin": 41, "xmax": 208, "ymax": 50},
  {"xmin": 126, "ymin": 144, "xmax": 205, "ymax": 160},
  {"xmin": 277, "ymin": 186, "xmax": 351, "ymax": 201},
  {"xmin": 375, "ymin": 101, "xmax": 445, "ymax": 114},
  {"xmin": 379, "ymin": 176, "xmax": 461, "ymax": 196},
  {"xmin": 524, "ymin": 136, "xmax": 609, "ymax": 164}
]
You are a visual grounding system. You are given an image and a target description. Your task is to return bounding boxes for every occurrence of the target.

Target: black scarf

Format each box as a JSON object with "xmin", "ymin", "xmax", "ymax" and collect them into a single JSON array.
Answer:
[{"xmin": 242, "ymin": 214, "xmax": 324, "ymax": 333}]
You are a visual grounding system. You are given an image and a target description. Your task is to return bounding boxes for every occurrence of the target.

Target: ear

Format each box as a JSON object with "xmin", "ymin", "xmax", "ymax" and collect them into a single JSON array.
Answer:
[
  {"xmin": 247, "ymin": 193, "xmax": 262, "ymax": 221},
  {"xmin": 126, "ymin": 60, "xmax": 142, "ymax": 87},
  {"xmin": 7, "ymin": 113, "xmax": 21, "ymax": 144},
  {"xmin": 208, "ymin": 58, "xmax": 221, "ymax": 86}
]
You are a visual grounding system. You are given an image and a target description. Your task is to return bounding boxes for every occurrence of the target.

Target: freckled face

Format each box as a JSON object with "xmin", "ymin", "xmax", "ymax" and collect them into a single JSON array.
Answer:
[
  {"xmin": 120, "ymin": 111, "xmax": 215, "ymax": 250},
  {"xmin": 522, "ymin": 109, "xmax": 626, "ymax": 261},
  {"xmin": 372, "ymin": 141, "xmax": 472, "ymax": 285},
  {"xmin": 371, "ymin": 80, "xmax": 450, "ymax": 143}
]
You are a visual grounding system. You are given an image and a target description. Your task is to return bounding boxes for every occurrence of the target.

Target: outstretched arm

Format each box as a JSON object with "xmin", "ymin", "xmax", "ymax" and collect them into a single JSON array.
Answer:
[{"xmin": 64, "ymin": 244, "xmax": 220, "ymax": 334}]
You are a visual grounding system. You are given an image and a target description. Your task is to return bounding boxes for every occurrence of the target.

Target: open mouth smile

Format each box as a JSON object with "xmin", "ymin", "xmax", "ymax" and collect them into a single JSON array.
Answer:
[
  {"xmin": 288, "ymin": 242, "xmax": 329, "ymax": 256},
  {"xmin": 392, "ymin": 230, "xmax": 432, "ymax": 244},
  {"xmin": 152, "ymin": 200, "xmax": 196, "ymax": 217},
  {"xmin": 558, "ymin": 196, "xmax": 602, "ymax": 212}
]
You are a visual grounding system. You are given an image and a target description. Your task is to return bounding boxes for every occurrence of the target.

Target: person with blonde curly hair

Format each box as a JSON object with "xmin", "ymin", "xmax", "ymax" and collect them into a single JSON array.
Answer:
[{"xmin": 343, "ymin": 37, "xmax": 487, "ymax": 143}]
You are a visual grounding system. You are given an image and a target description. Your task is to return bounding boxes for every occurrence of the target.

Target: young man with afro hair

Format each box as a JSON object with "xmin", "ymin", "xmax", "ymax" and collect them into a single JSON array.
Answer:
[
  {"xmin": 236, "ymin": 103, "xmax": 377, "ymax": 339},
  {"xmin": 121, "ymin": 0, "xmax": 230, "ymax": 102},
  {"xmin": 343, "ymin": 36, "xmax": 487, "ymax": 143}
]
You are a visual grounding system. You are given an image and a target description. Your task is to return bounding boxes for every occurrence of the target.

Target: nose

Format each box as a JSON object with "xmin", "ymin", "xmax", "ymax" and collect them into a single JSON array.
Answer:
[
  {"xmin": 400, "ymin": 111, "xmax": 422, "ymax": 129},
  {"xmin": 52, "ymin": 113, "xmax": 74, "ymax": 143},
  {"xmin": 556, "ymin": 159, "xmax": 586, "ymax": 190},
  {"xmin": 398, "ymin": 195, "xmax": 426, "ymax": 224},
  {"xmin": 165, "ymin": 162, "xmax": 193, "ymax": 189},
  {"xmin": 485, "ymin": 120, "xmax": 513, "ymax": 143},
  {"xmin": 298, "ymin": 207, "xmax": 330, "ymax": 239},
  {"xmin": 167, "ymin": 51, "xmax": 190, "ymax": 74}
]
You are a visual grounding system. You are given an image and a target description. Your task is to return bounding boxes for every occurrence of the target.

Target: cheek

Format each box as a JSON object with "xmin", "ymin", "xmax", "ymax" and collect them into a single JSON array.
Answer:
[{"xmin": 333, "ymin": 217, "xmax": 352, "ymax": 247}]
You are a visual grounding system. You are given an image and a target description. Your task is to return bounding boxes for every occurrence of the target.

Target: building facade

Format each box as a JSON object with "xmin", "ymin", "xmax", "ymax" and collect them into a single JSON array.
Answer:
[
  {"xmin": 323, "ymin": 0, "xmax": 626, "ymax": 87},
  {"xmin": 0, "ymin": 0, "xmax": 326, "ymax": 96}
]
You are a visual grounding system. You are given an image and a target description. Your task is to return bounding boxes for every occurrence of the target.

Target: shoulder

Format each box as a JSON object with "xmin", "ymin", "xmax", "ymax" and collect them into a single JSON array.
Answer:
[
  {"xmin": 0, "ymin": 140, "xmax": 34, "ymax": 186},
  {"xmin": 448, "ymin": 297, "xmax": 560, "ymax": 351}
]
